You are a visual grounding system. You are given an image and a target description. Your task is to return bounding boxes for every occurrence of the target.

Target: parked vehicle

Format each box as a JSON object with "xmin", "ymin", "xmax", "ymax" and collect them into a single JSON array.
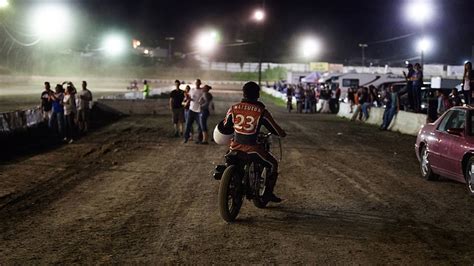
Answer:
[{"xmin": 415, "ymin": 106, "xmax": 474, "ymax": 195}]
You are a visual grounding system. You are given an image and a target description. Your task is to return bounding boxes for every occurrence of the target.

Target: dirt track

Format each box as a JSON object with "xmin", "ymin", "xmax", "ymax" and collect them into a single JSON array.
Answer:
[{"xmin": 1, "ymin": 87, "xmax": 474, "ymax": 264}]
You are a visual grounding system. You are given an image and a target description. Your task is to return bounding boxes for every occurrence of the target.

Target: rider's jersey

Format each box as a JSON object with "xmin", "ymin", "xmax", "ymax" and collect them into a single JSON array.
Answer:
[{"xmin": 223, "ymin": 99, "xmax": 284, "ymax": 150}]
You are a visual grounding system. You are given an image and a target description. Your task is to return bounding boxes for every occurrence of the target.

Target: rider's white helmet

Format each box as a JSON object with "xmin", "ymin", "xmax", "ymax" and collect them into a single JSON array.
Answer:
[{"xmin": 213, "ymin": 120, "xmax": 234, "ymax": 145}]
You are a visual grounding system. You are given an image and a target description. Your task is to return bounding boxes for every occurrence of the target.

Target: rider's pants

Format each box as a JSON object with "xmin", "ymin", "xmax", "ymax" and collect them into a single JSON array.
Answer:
[{"xmin": 230, "ymin": 143, "xmax": 279, "ymax": 194}]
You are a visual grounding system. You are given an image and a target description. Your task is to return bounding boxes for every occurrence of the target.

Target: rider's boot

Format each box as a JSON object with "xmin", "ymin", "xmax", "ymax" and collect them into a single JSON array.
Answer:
[{"xmin": 267, "ymin": 173, "xmax": 282, "ymax": 203}]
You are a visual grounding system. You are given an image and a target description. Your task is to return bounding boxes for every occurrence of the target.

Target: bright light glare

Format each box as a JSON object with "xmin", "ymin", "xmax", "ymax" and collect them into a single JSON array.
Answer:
[
  {"xmin": 0, "ymin": 0, "xmax": 9, "ymax": 9},
  {"xmin": 253, "ymin": 9, "xmax": 265, "ymax": 21},
  {"xmin": 404, "ymin": 0, "xmax": 434, "ymax": 25},
  {"xmin": 196, "ymin": 30, "xmax": 220, "ymax": 54},
  {"xmin": 417, "ymin": 37, "xmax": 433, "ymax": 53},
  {"xmin": 299, "ymin": 37, "xmax": 322, "ymax": 59},
  {"xmin": 30, "ymin": 4, "xmax": 72, "ymax": 41},
  {"xmin": 103, "ymin": 34, "xmax": 128, "ymax": 56}
]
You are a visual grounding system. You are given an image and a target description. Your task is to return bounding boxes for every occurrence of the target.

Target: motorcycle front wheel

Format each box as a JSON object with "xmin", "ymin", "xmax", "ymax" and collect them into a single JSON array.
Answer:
[
  {"xmin": 218, "ymin": 165, "xmax": 243, "ymax": 222},
  {"xmin": 252, "ymin": 167, "xmax": 270, "ymax": 209}
]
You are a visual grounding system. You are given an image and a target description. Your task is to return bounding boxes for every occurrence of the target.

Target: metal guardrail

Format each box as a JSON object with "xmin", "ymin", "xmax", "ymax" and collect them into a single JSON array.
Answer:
[{"xmin": 0, "ymin": 107, "xmax": 43, "ymax": 133}]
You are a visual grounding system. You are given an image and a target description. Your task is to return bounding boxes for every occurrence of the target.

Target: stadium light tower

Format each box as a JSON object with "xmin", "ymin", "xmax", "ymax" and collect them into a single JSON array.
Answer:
[
  {"xmin": 253, "ymin": 9, "xmax": 265, "ymax": 22},
  {"xmin": 30, "ymin": 4, "xmax": 73, "ymax": 41},
  {"xmin": 195, "ymin": 30, "xmax": 220, "ymax": 54},
  {"xmin": 103, "ymin": 34, "xmax": 128, "ymax": 57},
  {"xmin": 404, "ymin": 0, "xmax": 434, "ymax": 26},
  {"xmin": 299, "ymin": 36, "xmax": 322, "ymax": 60},
  {"xmin": 252, "ymin": 8, "xmax": 265, "ymax": 87},
  {"xmin": 417, "ymin": 37, "xmax": 433, "ymax": 67},
  {"xmin": 0, "ymin": 0, "xmax": 9, "ymax": 9},
  {"xmin": 404, "ymin": 0, "xmax": 434, "ymax": 67}
]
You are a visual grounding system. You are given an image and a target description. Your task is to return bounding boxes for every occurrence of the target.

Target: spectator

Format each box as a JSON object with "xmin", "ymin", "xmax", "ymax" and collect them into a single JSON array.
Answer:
[
  {"xmin": 183, "ymin": 85, "xmax": 191, "ymax": 121},
  {"xmin": 184, "ymin": 79, "xmax": 203, "ymax": 144},
  {"xmin": 63, "ymin": 85, "xmax": 77, "ymax": 143},
  {"xmin": 294, "ymin": 85, "xmax": 304, "ymax": 113},
  {"xmin": 318, "ymin": 87, "xmax": 331, "ymax": 113},
  {"xmin": 77, "ymin": 81, "xmax": 93, "ymax": 134},
  {"xmin": 347, "ymin": 87, "xmax": 355, "ymax": 113},
  {"xmin": 199, "ymin": 85, "xmax": 214, "ymax": 144},
  {"xmin": 450, "ymin": 88, "xmax": 462, "ymax": 107},
  {"xmin": 403, "ymin": 63, "xmax": 415, "ymax": 111},
  {"xmin": 286, "ymin": 85, "xmax": 294, "ymax": 112},
  {"xmin": 351, "ymin": 87, "xmax": 365, "ymax": 121},
  {"xmin": 41, "ymin": 81, "xmax": 53, "ymax": 123},
  {"xmin": 333, "ymin": 85, "xmax": 341, "ymax": 113},
  {"xmin": 143, "ymin": 80, "xmax": 150, "ymax": 99},
  {"xmin": 170, "ymin": 80, "xmax": 185, "ymax": 137},
  {"xmin": 412, "ymin": 63, "xmax": 423, "ymax": 112},
  {"xmin": 437, "ymin": 90, "xmax": 452, "ymax": 116},
  {"xmin": 50, "ymin": 84, "xmax": 65, "ymax": 138},
  {"xmin": 361, "ymin": 87, "xmax": 373, "ymax": 120},
  {"xmin": 462, "ymin": 61, "xmax": 474, "ymax": 105},
  {"xmin": 380, "ymin": 85, "xmax": 400, "ymax": 130},
  {"xmin": 303, "ymin": 87, "xmax": 313, "ymax": 113}
]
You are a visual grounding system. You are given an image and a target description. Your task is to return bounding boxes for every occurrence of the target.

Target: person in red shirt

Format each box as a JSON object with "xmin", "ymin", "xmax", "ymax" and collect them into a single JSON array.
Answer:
[{"xmin": 222, "ymin": 82, "xmax": 287, "ymax": 202}]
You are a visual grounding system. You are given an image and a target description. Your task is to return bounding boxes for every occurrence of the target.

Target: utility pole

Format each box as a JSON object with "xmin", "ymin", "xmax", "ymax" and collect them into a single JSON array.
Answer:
[
  {"xmin": 358, "ymin": 43, "xmax": 368, "ymax": 67},
  {"xmin": 165, "ymin": 37, "xmax": 174, "ymax": 61}
]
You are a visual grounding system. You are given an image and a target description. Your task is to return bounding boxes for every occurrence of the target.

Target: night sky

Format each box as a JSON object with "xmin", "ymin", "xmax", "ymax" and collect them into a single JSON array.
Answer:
[{"xmin": 11, "ymin": 0, "xmax": 474, "ymax": 65}]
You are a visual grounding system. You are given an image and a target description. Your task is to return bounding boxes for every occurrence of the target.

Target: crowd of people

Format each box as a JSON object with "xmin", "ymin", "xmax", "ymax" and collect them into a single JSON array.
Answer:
[
  {"xmin": 273, "ymin": 82, "xmax": 341, "ymax": 114},
  {"xmin": 40, "ymin": 81, "xmax": 93, "ymax": 143},
  {"xmin": 168, "ymin": 79, "xmax": 214, "ymax": 144}
]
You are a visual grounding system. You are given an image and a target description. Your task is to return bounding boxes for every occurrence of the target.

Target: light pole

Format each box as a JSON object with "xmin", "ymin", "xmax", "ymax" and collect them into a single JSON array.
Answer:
[
  {"xmin": 165, "ymin": 37, "xmax": 174, "ymax": 61},
  {"xmin": 252, "ymin": 8, "xmax": 265, "ymax": 87},
  {"xmin": 404, "ymin": 0, "xmax": 434, "ymax": 68},
  {"xmin": 358, "ymin": 43, "xmax": 368, "ymax": 67}
]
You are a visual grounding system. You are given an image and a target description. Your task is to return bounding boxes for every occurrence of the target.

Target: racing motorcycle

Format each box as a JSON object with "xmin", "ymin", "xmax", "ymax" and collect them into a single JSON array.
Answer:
[{"xmin": 213, "ymin": 132, "xmax": 281, "ymax": 222}]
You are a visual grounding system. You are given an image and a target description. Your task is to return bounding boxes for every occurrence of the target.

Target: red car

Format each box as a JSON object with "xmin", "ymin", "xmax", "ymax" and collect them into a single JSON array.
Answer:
[{"xmin": 415, "ymin": 106, "xmax": 474, "ymax": 195}]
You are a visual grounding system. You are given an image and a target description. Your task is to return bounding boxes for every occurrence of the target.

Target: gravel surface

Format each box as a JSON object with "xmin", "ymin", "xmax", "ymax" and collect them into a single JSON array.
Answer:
[{"xmin": 1, "ymin": 87, "xmax": 474, "ymax": 264}]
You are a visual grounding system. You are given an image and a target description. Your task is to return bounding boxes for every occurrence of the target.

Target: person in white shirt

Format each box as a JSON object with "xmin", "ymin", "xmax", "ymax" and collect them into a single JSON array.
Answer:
[
  {"xmin": 77, "ymin": 81, "xmax": 93, "ymax": 133},
  {"xmin": 63, "ymin": 84, "xmax": 77, "ymax": 143},
  {"xmin": 183, "ymin": 79, "xmax": 204, "ymax": 143}
]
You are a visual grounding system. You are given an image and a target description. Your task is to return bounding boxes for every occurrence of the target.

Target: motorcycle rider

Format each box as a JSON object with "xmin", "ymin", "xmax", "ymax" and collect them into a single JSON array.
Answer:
[{"xmin": 221, "ymin": 81, "xmax": 287, "ymax": 202}]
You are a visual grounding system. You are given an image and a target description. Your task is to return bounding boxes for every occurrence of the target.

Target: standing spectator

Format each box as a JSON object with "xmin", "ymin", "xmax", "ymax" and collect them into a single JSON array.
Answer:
[
  {"xmin": 403, "ymin": 64, "xmax": 415, "ymax": 111},
  {"xmin": 50, "ymin": 84, "xmax": 65, "ymax": 138},
  {"xmin": 143, "ymin": 80, "xmax": 150, "ymax": 99},
  {"xmin": 347, "ymin": 87, "xmax": 355, "ymax": 113},
  {"xmin": 63, "ymin": 85, "xmax": 77, "ymax": 143},
  {"xmin": 380, "ymin": 85, "xmax": 400, "ymax": 130},
  {"xmin": 462, "ymin": 61, "xmax": 474, "ymax": 105},
  {"xmin": 294, "ymin": 85, "xmax": 304, "ymax": 113},
  {"xmin": 361, "ymin": 87, "xmax": 373, "ymax": 120},
  {"xmin": 77, "ymin": 81, "xmax": 93, "ymax": 134},
  {"xmin": 437, "ymin": 90, "xmax": 452, "ymax": 116},
  {"xmin": 199, "ymin": 85, "xmax": 214, "ymax": 144},
  {"xmin": 286, "ymin": 85, "xmax": 294, "ymax": 112},
  {"xmin": 333, "ymin": 85, "xmax": 341, "ymax": 113},
  {"xmin": 183, "ymin": 85, "xmax": 191, "ymax": 121},
  {"xmin": 169, "ymin": 80, "xmax": 185, "ymax": 137},
  {"xmin": 303, "ymin": 87, "xmax": 313, "ymax": 113},
  {"xmin": 412, "ymin": 63, "xmax": 423, "ymax": 112},
  {"xmin": 184, "ymin": 79, "xmax": 203, "ymax": 144},
  {"xmin": 450, "ymin": 88, "xmax": 462, "ymax": 107},
  {"xmin": 40, "ymin": 82, "xmax": 53, "ymax": 123}
]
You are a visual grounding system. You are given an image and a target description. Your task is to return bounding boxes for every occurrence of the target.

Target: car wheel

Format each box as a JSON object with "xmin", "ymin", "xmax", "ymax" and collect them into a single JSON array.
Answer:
[
  {"xmin": 464, "ymin": 157, "xmax": 474, "ymax": 196},
  {"xmin": 420, "ymin": 146, "xmax": 438, "ymax": 181}
]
